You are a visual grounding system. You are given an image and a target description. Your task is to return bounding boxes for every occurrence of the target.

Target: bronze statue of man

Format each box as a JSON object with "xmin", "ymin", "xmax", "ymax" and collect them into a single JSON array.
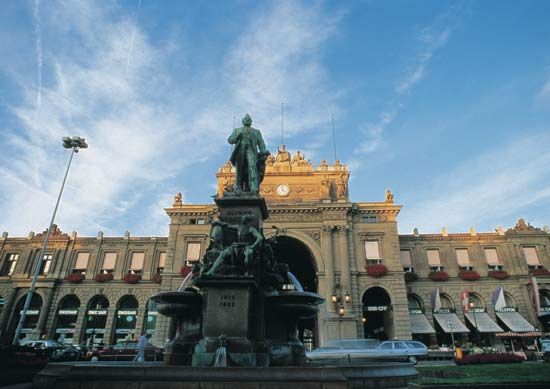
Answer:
[{"xmin": 228, "ymin": 114, "xmax": 269, "ymax": 194}]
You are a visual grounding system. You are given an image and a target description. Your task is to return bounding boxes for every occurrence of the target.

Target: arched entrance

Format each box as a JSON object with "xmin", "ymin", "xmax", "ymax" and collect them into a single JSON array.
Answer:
[
  {"xmin": 539, "ymin": 289, "xmax": 550, "ymax": 332},
  {"xmin": 53, "ymin": 295, "xmax": 80, "ymax": 344},
  {"xmin": 82, "ymin": 295, "xmax": 109, "ymax": 346},
  {"xmin": 144, "ymin": 299, "xmax": 158, "ymax": 338},
  {"xmin": 113, "ymin": 295, "xmax": 139, "ymax": 344},
  {"xmin": 9, "ymin": 292, "xmax": 43, "ymax": 342},
  {"xmin": 362, "ymin": 287, "xmax": 393, "ymax": 340},
  {"xmin": 273, "ymin": 235, "xmax": 318, "ymax": 350}
]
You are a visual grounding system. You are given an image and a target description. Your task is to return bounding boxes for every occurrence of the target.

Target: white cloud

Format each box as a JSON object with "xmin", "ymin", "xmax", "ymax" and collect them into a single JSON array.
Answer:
[
  {"xmin": 398, "ymin": 132, "xmax": 550, "ymax": 233},
  {"xmin": 0, "ymin": 0, "xmax": 343, "ymax": 236}
]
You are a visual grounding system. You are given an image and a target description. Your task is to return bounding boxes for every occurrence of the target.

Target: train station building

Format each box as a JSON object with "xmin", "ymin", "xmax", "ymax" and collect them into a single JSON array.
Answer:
[{"xmin": 0, "ymin": 146, "xmax": 549, "ymax": 351}]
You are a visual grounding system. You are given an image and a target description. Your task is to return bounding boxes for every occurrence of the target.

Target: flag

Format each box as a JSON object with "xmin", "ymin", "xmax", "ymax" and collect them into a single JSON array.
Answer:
[
  {"xmin": 431, "ymin": 288, "xmax": 441, "ymax": 312},
  {"xmin": 532, "ymin": 277, "xmax": 541, "ymax": 316},
  {"xmin": 493, "ymin": 287, "xmax": 506, "ymax": 311},
  {"xmin": 461, "ymin": 290, "xmax": 469, "ymax": 313}
]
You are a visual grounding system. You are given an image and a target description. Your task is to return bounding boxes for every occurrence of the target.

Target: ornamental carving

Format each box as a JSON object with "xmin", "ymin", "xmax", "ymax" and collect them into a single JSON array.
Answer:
[
  {"xmin": 506, "ymin": 218, "xmax": 543, "ymax": 234},
  {"xmin": 306, "ymin": 231, "xmax": 321, "ymax": 240}
]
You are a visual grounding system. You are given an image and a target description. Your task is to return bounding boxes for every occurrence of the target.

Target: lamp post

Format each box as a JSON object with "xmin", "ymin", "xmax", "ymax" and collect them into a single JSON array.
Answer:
[
  {"xmin": 12, "ymin": 136, "xmax": 88, "ymax": 345},
  {"xmin": 446, "ymin": 320, "xmax": 455, "ymax": 348},
  {"xmin": 469, "ymin": 301, "xmax": 479, "ymax": 345}
]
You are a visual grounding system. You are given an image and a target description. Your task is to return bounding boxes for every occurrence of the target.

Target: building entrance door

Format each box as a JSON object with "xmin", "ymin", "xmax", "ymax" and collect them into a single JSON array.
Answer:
[
  {"xmin": 362, "ymin": 287, "xmax": 393, "ymax": 340},
  {"xmin": 273, "ymin": 236, "xmax": 318, "ymax": 350}
]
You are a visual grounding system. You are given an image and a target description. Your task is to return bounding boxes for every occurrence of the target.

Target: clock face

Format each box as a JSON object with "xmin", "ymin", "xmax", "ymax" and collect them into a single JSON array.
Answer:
[{"xmin": 276, "ymin": 184, "xmax": 290, "ymax": 196}]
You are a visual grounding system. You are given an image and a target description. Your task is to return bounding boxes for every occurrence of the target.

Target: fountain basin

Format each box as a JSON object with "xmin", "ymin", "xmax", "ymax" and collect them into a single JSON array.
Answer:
[
  {"xmin": 150, "ymin": 290, "xmax": 202, "ymax": 317},
  {"xmin": 265, "ymin": 291, "xmax": 324, "ymax": 319}
]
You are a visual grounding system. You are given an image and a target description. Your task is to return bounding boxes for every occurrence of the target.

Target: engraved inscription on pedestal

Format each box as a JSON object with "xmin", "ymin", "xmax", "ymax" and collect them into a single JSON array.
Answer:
[{"xmin": 203, "ymin": 288, "xmax": 251, "ymax": 337}]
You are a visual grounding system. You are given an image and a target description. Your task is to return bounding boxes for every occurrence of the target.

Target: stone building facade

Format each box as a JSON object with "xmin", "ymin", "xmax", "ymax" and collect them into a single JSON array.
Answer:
[{"xmin": 0, "ymin": 147, "xmax": 549, "ymax": 349}]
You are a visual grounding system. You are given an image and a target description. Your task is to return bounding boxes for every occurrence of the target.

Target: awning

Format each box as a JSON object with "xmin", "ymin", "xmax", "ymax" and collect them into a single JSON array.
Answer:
[
  {"xmin": 433, "ymin": 313, "xmax": 470, "ymax": 333},
  {"xmin": 496, "ymin": 311, "xmax": 535, "ymax": 332},
  {"xmin": 409, "ymin": 313, "xmax": 436, "ymax": 334},
  {"xmin": 464, "ymin": 312, "xmax": 503, "ymax": 333}
]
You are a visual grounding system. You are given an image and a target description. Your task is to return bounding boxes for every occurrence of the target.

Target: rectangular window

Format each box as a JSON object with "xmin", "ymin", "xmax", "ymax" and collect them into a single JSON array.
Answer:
[
  {"xmin": 157, "ymin": 252, "xmax": 166, "ymax": 273},
  {"xmin": 484, "ymin": 247, "xmax": 501, "ymax": 270},
  {"xmin": 185, "ymin": 243, "xmax": 202, "ymax": 263},
  {"xmin": 40, "ymin": 254, "xmax": 53, "ymax": 275},
  {"xmin": 455, "ymin": 248, "xmax": 472, "ymax": 270},
  {"xmin": 427, "ymin": 249, "xmax": 443, "ymax": 271},
  {"xmin": 523, "ymin": 247, "xmax": 540, "ymax": 267},
  {"xmin": 400, "ymin": 250, "xmax": 413, "ymax": 272},
  {"xmin": 1, "ymin": 253, "xmax": 19, "ymax": 276},
  {"xmin": 102, "ymin": 252, "xmax": 117, "ymax": 273},
  {"xmin": 365, "ymin": 241, "xmax": 381, "ymax": 264},
  {"xmin": 73, "ymin": 252, "xmax": 90, "ymax": 274},
  {"xmin": 362, "ymin": 216, "xmax": 377, "ymax": 224},
  {"xmin": 129, "ymin": 252, "xmax": 145, "ymax": 274}
]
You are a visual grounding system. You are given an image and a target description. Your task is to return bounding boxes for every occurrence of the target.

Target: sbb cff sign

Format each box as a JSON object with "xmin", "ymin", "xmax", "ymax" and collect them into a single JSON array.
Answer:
[{"xmin": 364, "ymin": 305, "xmax": 391, "ymax": 312}]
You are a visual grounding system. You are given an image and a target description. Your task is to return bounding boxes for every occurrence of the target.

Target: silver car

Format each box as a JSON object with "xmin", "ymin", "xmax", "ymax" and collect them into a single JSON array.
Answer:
[{"xmin": 306, "ymin": 339, "xmax": 427, "ymax": 365}]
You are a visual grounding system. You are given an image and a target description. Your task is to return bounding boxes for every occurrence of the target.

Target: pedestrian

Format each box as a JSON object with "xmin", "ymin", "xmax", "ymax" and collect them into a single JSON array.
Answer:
[{"xmin": 133, "ymin": 332, "xmax": 148, "ymax": 362}]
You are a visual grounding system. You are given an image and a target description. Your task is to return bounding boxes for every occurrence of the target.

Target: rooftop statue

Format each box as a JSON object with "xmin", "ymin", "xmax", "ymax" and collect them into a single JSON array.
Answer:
[{"xmin": 228, "ymin": 114, "xmax": 270, "ymax": 194}]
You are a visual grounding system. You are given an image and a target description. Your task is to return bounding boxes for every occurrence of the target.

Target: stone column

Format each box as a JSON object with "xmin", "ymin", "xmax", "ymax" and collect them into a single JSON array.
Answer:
[
  {"xmin": 134, "ymin": 307, "xmax": 147, "ymax": 336},
  {"xmin": 337, "ymin": 226, "xmax": 352, "ymax": 313},
  {"xmin": 72, "ymin": 307, "xmax": 87, "ymax": 345},
  {"xmin": 37, "ymin": 288, "xmax": 55, "ymax": 337},
  {"xmin": 321, "ymin": 226, "xmax": 334, "ymax": 312},
  {"xmin": 103, "ymin": 307, "xmax": 117, "ymax": 346}
]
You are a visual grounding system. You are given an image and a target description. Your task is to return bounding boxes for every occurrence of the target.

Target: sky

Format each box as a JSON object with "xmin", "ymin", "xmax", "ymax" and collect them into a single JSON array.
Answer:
[{"xmin": 1, "ymin": 0, "xmax": 550, "ymax": 237}]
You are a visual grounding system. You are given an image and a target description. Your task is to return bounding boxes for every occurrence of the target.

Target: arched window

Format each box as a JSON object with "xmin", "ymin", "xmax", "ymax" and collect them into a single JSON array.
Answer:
[
  {"xmin": 54, "ymin": 295, "xmax": 80, "ymax": 344},
  {"xmin": 82, "ymin": 295, "xmax": 109, "ymax": 346},
  {"xmin": 113, "ymin": 295, "xmax": 139, "ymax": 344},
  {"xmin": 503, "ymin": 292, "xmax": 516, "ymax": 308},
  {"xmin": 10, "ymin": 293, "xmax": 43, "ymax": 341},
  {"xmin": 540, "ymin": 290, "xmax": 550, "ymax": 307},
  {"xmin": 469, "ymin": 293, "xmax": 485, "ymax": 309},
  {"xmin": 440, "ymin": 293, "xmax": 454, "ymax": 309},
  {"xmin": 408, "ymin": 295, "xmax": 423, "ymax": 312}
]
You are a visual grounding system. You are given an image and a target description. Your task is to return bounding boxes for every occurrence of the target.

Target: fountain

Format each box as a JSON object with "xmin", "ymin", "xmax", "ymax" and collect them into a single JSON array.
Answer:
[{"xmin": 34, "ymin": 114, "xmax": 418, "ymax": 388}]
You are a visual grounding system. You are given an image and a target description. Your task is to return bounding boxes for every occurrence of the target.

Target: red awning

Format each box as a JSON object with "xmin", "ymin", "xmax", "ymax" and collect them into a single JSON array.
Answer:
[{"xmin": 496, "ymin": 331, "xmax": 542, "ymax": 337}]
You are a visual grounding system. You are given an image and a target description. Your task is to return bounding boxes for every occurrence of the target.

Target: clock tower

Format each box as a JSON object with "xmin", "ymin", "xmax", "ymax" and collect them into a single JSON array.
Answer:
[{"xmin": 216, "ymin": 145, "xmax": 350, "ymax": 204}]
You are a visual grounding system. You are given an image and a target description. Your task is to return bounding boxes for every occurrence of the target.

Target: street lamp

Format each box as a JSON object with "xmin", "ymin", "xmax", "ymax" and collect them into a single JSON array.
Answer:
[{"xmin": 12, "ymin": 136, "xmax": 88, "ymax": 345}]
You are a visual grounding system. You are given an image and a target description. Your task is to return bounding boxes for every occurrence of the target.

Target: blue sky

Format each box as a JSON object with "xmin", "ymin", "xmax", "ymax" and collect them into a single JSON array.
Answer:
[{"xmin": 1, "ymin": 0, "xmax": 550, "ymax": 237}]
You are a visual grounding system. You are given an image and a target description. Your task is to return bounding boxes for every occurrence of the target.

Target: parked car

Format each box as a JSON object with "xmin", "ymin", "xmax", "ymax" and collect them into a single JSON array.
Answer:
[
  {"xmin": 306, "ymin": 339, "xmax": 427, "ymax": 365},
  {"xmin": 85, "ymin": 340, "xmax": 163, "ymax": 361}
]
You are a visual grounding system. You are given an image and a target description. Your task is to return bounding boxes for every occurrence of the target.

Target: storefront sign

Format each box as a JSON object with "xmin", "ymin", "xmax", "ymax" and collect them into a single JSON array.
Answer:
[
  {"xmin": 496, "ymin": 306, "xmax": 517, "ymax": 313},
  {"xmin": 540, "ymin": 306, "xmax": 550, "ymax": 313},
  {"xmin": 147, "ymin": 311, "xmax": 158, "ymax": 316},
  {"xmin": 469, "ymin": 308, "xmax": 485, "ymax": 313},
  {"xmin": 20, "ymin": 309, "xmax": 39, "ymax": 315},
  {"xmin": 58, "ymin": 309, "xmax": 78, "ymax": 315},
  {"xmin": 364, "ymin": 305, "xmax": 391, "ymax": 312},
  {"xmin": 434, "ymin": 308, "xmax": 455, "ymax": 314},
  {"xmin": 0, "ymin": 298, "xmax": 6, "ymax": 305},
  {"xmin": 409, "ymin": 309, "xmax": 423, "ymax": 315},
  {"xmin": 55, "ymin": 328, "xmax": 76, "ymax": 334},
  {"xmin": 117, "ymin": 310, "xmax": 137, "ymax": 315},
  {"xmin": 85, "ymin": 328, "xmax": 106, "ymax": 334},
  {"xmin": 115, "ymin": 329, "xmax": 133, "ymax": 334},
  {"xmin": 87, "ymin": 309, "xmax": 107, "ymax": 315}
]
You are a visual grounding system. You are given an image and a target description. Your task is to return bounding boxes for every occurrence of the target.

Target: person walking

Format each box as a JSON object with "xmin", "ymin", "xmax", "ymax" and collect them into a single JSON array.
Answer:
[{"xmin": 133, "ymin": 332, "xmax": 148, "ymax": 362}]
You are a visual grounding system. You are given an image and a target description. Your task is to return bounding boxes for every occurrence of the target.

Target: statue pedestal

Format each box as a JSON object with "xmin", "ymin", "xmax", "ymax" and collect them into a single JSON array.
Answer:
[
  {"xmin": 192, "ymin": 277, "xmax": 267, "ymax": 367},
  {"xmin": 215, "ymin": 196, "xmax": 268, "ymax": 230}
]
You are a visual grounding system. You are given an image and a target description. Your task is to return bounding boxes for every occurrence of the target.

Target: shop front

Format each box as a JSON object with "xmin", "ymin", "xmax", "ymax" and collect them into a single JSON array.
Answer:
[
  {"xmin": 53, "ymin": 295, "xmax": 80, "ymax": 344},
  {"xmin": 82, "ymin": 295, "xmax": 109, "ymax": 346}
]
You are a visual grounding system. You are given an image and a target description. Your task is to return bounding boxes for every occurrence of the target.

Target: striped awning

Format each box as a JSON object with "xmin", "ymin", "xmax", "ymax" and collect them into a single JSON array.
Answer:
[
  {"xmin": 465, "ymin": 312, "xmax": 503, "ymax": 333},
  {"xmin": 410, "ymin": 313, "xmax": 436, "ymax": 334},
  {"xmin": 496, "ymin": 311, "xmax": 535, "ymax": 332},
  {"xmin": 433, "ymin": 313, "xmax": 470, "ymax": 333}
]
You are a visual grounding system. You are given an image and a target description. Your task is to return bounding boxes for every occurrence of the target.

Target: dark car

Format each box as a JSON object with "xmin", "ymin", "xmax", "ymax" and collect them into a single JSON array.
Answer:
[{"xmin": 86, "ymin": 340, "xmax": 163, "ymax": 361}]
